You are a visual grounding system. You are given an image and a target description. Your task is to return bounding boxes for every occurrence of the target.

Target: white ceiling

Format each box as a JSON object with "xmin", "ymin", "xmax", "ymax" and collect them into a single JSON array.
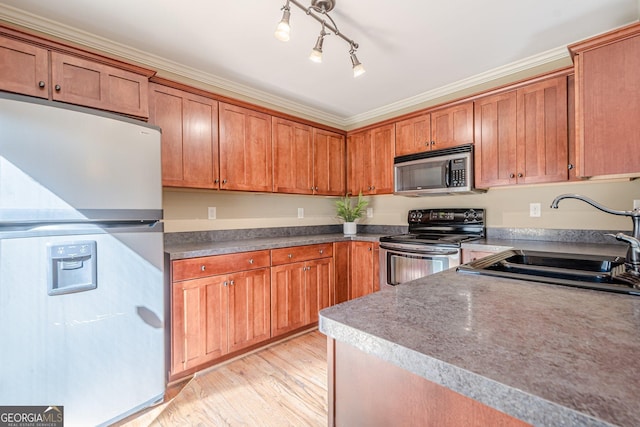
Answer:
[{"xmin": 0, "ymin": 1, "xmax": 638, "ymax": 128}]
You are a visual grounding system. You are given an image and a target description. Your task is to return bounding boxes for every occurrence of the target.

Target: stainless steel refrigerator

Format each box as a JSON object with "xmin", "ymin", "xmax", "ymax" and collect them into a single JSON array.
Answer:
[{"xmin": 0, "ymin": 93, "xmax": 165, "ymax": 426}]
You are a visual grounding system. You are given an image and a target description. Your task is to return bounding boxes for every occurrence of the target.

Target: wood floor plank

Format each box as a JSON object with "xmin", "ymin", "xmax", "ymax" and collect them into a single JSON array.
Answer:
[{"xmin": 125, "ymin": 330, "xmax": 328, "ymax": 427}]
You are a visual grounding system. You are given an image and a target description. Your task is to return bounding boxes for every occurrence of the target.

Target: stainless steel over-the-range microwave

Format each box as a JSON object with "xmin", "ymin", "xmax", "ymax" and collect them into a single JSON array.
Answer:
[{"xmin": 393, "ymin": 144, "xmax": 484, "ymax": 196}]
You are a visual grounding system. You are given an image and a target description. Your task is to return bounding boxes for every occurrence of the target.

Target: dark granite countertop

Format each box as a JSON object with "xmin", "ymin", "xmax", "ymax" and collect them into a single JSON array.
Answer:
[
  {"xmin": 164, "ymin": 233, "xmax": 385, "ymax": 260},
  {"xmin": 319, "ymin": 267, "xmax": 640, "ymax": 427}
]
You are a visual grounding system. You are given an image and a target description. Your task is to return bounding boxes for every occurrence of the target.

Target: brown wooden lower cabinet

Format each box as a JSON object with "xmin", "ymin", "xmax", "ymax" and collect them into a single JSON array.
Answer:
[
  {"xmin": 350, "ymin": 241, "xmax": 380, "ymax": 300},
  {"xmin": 271, "ymin": 244, "xmax": 334, "ymax": 336},
  {"xmin": 328, "ymin": 338, "xmax": 531, "ymax": 427}
]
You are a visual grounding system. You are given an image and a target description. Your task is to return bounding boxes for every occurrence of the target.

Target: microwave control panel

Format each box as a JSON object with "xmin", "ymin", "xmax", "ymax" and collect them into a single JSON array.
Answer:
[{"xmin": 450, "ymin": 158, "xmax": 467, "ymax": 187}]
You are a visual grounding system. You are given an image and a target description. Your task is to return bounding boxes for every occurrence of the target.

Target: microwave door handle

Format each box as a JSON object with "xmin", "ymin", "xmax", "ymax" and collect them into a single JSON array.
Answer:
[{"xmin": 444, "ymin": 160, "xmax": 451, "ymax": 187}]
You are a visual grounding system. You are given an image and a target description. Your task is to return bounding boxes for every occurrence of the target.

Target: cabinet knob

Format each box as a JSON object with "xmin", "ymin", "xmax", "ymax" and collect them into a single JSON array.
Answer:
[
  {"xmin": 200, "ymin": 265, "xmax": 206, "ymax": 271},
  {"xmin": 568, "ymin": 164, "xmax": 574, "ymax": 170},
  {"xmin": 315, "ymin": 186, "xmax": 319, "ymax": 191},
  {"xmin": 54, "ymin": 84, "xmax": 61, "ymax": 92},
  {"xmin": 230, "ymin": 280, "xmax": 235, "ymax": 286},
  {"xmin": 517, "ymin": 173, "xmax": 523, "ymax": 178},
  {"xmin": 311, "ymin": 187, "xmax": 314, "ymax": 191},
  {"xmin": 288, "ymin": 254, "xmax": 293, "ymax": 259},
  {"xmin": 222, "ymin": 179, "xmax": 228, "ymax": 184},
  {"xmin": 223, "ymin": 281, "xmax": 228, "ymax": 287},
  {"xmin": 431, "ymin": 141, "xmax": 436, "ymax": 146},
  {"xmin": 214, "ymin": 179, "xmax": 219, "ymax": 184},
  {"xmin": 319, "ymin": 249, "xmax": 323, "ymax": 254},
  {"xmin": 248, "ymin": 258, "xmax": 254, "ymax": 264},
  {"xmin": 509, "ymin": 173, "xmax": 515, "ymax": 179},
  {"xmin": 38, "ymin": 81, "xmax": 45, "ymax": 88},
  {"xmin": 368, "ymin": 247, "xmax": 372, "ymax": 251}
]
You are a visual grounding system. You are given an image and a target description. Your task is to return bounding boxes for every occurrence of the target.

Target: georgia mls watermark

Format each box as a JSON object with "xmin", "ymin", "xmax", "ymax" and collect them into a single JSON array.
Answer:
[{"xmin": 0, "ymin": 406, "xmax": 63, "ymax": 427}]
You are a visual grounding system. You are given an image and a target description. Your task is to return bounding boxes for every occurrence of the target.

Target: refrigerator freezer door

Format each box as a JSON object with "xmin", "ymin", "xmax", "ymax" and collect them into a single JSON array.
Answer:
[
  {"xmin": 0, "ymin": 93, "xmax": 161, "ymax": 222},
  {"xmin": 0, "ymin": 231, "xmax": 165, "ymax": 426}
]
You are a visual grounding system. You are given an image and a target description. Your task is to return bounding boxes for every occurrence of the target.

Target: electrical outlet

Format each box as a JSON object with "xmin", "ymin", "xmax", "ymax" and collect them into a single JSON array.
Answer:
[
  {"xmin": 207, "ymin": 207, "xmax": 216, "ymax": 220},
  {"xmin": 366, "ymin": 208, "xmax": 374, "ymax": 218},
  {"xmin": 529, "ymin": 203, "xmax": 541, "ymax": 218},
  {"xmin": 634, "ymin": 200, "xmax": 640, "ymax": 209},
  {"xmin": 297, "ymin": 208, "xmax": 304, "ymax": 219}
]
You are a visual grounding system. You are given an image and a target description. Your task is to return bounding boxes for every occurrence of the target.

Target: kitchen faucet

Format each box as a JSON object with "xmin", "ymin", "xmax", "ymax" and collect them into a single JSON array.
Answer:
[{"xmin": 550, "ymin": 193, "xmax": 640, "ymax": 278}]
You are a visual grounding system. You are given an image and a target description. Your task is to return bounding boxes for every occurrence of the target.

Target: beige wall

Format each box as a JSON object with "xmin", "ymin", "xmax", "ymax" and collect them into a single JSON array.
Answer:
[{"xmin": 163, "ymin": 178, "xmax": 640, "ymax": 233}]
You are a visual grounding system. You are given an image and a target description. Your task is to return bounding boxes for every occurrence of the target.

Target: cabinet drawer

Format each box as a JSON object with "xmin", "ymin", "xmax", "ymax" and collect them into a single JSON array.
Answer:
[
  {"xmin": 172, "ymin": 250, "xmax": 271, "ymax": 281},
  {"xmin": 271, "ymin": 243, "xmax": 333, "ymax": 265}
]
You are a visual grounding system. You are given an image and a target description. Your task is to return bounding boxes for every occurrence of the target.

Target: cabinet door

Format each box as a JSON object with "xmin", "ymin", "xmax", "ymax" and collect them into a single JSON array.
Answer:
[
  {"xmin": 272, "ymin": 117, "xmax": 313, "ymax": 194},
  {"xmin": 346, "ymin": 130, "xmax": 370, "ymax": 195},
  {"xmin": 305, "ymin": 257, "xmax": 334, "ymax": 324},
  {"xmin": 333, "ymin": 241, "xmax": 350, "ymax": 305},
  {"xmin": 474, "ymin": 91, "xmax": 518, "ymax": 188},
  {"xmin": 430, "ymin": 102, "xmax": 474, "ymax": 150},
  {"xmin": 149, "ymin": 84, "xmax": 219, "ymax": 188},
  {"xmin": 516, "ymin": 76, "xmax": 568, "ymax": 184},
  {"xmin": 394, "ymin": 113, "xmax": 431, "ymax": 156},
  {"xmin": 369, "ymin": 124, "xmax": 395, "ymax": 194},
  {"xmin": 573, "ymin": 30, "xmax": 640, "ymax": 177},
  {"xmin": 219, "ymin": 102, "xmax": 272, "ymax": 192},
  {"xmin": 172, "ymin": 275, "xmax": 228, "ymax": 374},
  {"xmin": 350, "ymin": 241, "xmax": 377, "ymax": 300},
  {"xmin": 0, "ymin": 36, "xmax": 48, "ymax": 98},
  {"xmin": 228, "ymin": 268, "xmax": 271, "ymax": 353},
  {"xmin": 313, "ymin": 128, "xmax": 346, "ymax": 196},
  {"xmin": 50, "ymin": 52, "xmax": 149, "ymax": 117},
  {"xmin": 270, "ymin": 262, "xmax": 306, "ymax": 336}
]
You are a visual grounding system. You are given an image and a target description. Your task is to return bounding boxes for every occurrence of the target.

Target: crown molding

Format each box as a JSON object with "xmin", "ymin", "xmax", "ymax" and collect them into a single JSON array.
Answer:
[{"xmin": 0, "ymin": 3, "xmax": 571, "ymax": 129}]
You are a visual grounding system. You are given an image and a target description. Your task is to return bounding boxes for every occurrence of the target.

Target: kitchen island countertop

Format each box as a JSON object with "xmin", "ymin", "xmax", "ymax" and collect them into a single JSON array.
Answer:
[{"xmin": 319, "ymin": 267, "xmax": 640, "ymax": 427}]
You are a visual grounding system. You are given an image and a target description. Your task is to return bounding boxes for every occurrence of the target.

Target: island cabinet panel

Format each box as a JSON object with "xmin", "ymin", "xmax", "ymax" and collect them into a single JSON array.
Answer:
[
  {"xmin": 474, "ymin": 74, "xmax": 568, "ymax": 189},
  {"xmin": 219, "ymin": 102, "xmax": 273, "ymax": 192},
  {"xmin": 329, "ymin": 339, "xmax": 531, "ymax": 427},
  {"xmin": 313, "ymin": 128, "xmax": 346, "ymax": 196},
  {"xmin": 148, "ymin": 83, "xmax": 219, "ymax": 188},
  {"xmin": 394, "ymin": 102, "xmax": 474, "ymax": 156},
  {"xmin": 569, "ymin": 22, "xmax": 640, "ymax": 177},
  {"xmin": 50, "ymin": 52, "xmax": 149, "ymax": 118},
  {"xmin": 347, "ymin": 124, "xmax": 394, "ymax": 195},
  {"xmin": 270, "ymin": 244, "xmax": 334, "ymax": 337},
  {"xmin": 349, "ymin": 241, "xmax": 380, "ymax": 300},
  {"xmin": 0, "ymin": 36, "xmax": 49, "ymax": 98},
  {"xmin": 272, "ymin": 117, "xmax": 313, "ymax": 194}
]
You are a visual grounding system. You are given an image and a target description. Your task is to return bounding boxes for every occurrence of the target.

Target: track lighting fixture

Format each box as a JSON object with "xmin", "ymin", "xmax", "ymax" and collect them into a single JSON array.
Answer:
[{"xmin": 275, "ymin": 0, "xmax": 365, "ymax": 77}]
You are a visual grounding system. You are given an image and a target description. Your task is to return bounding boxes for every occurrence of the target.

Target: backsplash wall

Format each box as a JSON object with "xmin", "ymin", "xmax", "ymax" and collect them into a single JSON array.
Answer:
[{"xmin": 163, "ymin": 179, "xmax": 639, "ymax": 234}]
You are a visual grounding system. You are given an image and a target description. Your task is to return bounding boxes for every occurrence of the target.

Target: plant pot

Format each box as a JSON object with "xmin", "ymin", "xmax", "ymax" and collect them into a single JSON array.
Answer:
[{"xmin": 343, "ymin": 222, "xmax": 357, "ymax": 235}]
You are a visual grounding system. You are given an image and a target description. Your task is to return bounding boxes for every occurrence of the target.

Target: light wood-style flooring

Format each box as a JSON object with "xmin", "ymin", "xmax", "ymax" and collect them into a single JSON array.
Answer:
[{"xmin": 120, "ymin": 330, "xmax": 328, "ymax": 427}]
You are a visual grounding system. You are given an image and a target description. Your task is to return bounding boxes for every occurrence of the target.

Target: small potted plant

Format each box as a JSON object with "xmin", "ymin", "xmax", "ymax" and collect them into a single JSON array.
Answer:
[{"xmin": 335, "ymin": 192, "xmax": 368, "ymax": 235}]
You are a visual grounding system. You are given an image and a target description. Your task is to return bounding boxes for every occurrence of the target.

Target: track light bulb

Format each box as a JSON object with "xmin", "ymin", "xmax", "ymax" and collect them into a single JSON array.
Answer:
[
  {"xmin": 309, "ymin": 34, "xmax": 325, "ymax": 63},
  {"xmin": 275, "ymin": 7, "xmax": 291, "ymax": 42},
  {"xmin": 350, "ymin": 51, "xmax": 365, "ymax": 77}
]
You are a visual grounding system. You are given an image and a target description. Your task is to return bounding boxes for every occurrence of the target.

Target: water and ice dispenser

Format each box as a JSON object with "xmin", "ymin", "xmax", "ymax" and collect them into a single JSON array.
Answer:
[{"xmin": 47, "ymin": 241, "xmax": 97, "ymax": 295}]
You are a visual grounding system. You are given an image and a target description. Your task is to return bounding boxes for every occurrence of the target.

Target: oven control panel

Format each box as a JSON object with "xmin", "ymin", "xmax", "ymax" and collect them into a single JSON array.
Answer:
[{"xmin": 408, "ymin": 208, "xmax": 484, "ymax": 225}]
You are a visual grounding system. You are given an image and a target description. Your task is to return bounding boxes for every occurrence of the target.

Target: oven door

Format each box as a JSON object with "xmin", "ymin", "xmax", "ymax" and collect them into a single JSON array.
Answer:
[{"xmin": 379, "ymin": 243, "xmax": 460, "ymax": 287}]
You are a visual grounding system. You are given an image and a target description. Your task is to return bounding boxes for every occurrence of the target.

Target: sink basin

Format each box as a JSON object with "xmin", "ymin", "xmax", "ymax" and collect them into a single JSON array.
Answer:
[{"xmin": 457, "ymin": 249, "xmax": 640, "ymax": 295}]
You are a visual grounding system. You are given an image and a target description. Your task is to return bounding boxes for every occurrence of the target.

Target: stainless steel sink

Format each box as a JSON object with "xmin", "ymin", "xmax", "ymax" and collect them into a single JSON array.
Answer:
[{"xmin": 457, "ymin": 249, "xmax": 640, "ymax": 295}]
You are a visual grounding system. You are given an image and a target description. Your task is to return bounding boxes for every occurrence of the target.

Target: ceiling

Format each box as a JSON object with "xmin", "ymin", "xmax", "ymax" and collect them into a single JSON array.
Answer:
[{"xmin": 0, "ymin": 1, "xmax": 638, "ymax": 128}]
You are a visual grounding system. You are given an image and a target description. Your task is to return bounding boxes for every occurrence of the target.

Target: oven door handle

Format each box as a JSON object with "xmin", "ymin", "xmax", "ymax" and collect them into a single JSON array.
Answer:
[{"xmin": 380, "ymin": 244, "xmax": 459, "ymax": 257}]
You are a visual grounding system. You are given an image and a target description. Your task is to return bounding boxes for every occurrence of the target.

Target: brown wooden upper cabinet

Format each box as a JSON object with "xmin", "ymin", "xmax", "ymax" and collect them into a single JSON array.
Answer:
[
  {"xmin": 394, "ymin": 102, "xmax": 474, "ymax": 157},
  {"xmin": 272, "ymin": 117, "xmax": 346, "ymax": 196},
  {"xmin": 568, "ymin": 22, "xmax": 640, "ymax": 178},
  {"xmin": 347, "ymin": 123, "xmax": 395, "ymax": 195},
  {"xmin": 474, "ymin": 75, "xmax": 568, "ymax": 188},
  {"xmin": 148, "ymin": 83, "xmax": 219, "ymax": 189},
  {"xmin": 219, "ymin": 102, "xmax": 273, "ymax": 192},
  {"xmin": 0, "ymin": 33, "xmax": 151, "ymax": 118}
]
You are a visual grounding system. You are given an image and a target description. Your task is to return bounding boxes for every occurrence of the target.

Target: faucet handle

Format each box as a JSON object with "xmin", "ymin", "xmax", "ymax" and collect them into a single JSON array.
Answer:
[{"xmin": 609, "ymin": 232, "xmax": 640, "ymax": 247}]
